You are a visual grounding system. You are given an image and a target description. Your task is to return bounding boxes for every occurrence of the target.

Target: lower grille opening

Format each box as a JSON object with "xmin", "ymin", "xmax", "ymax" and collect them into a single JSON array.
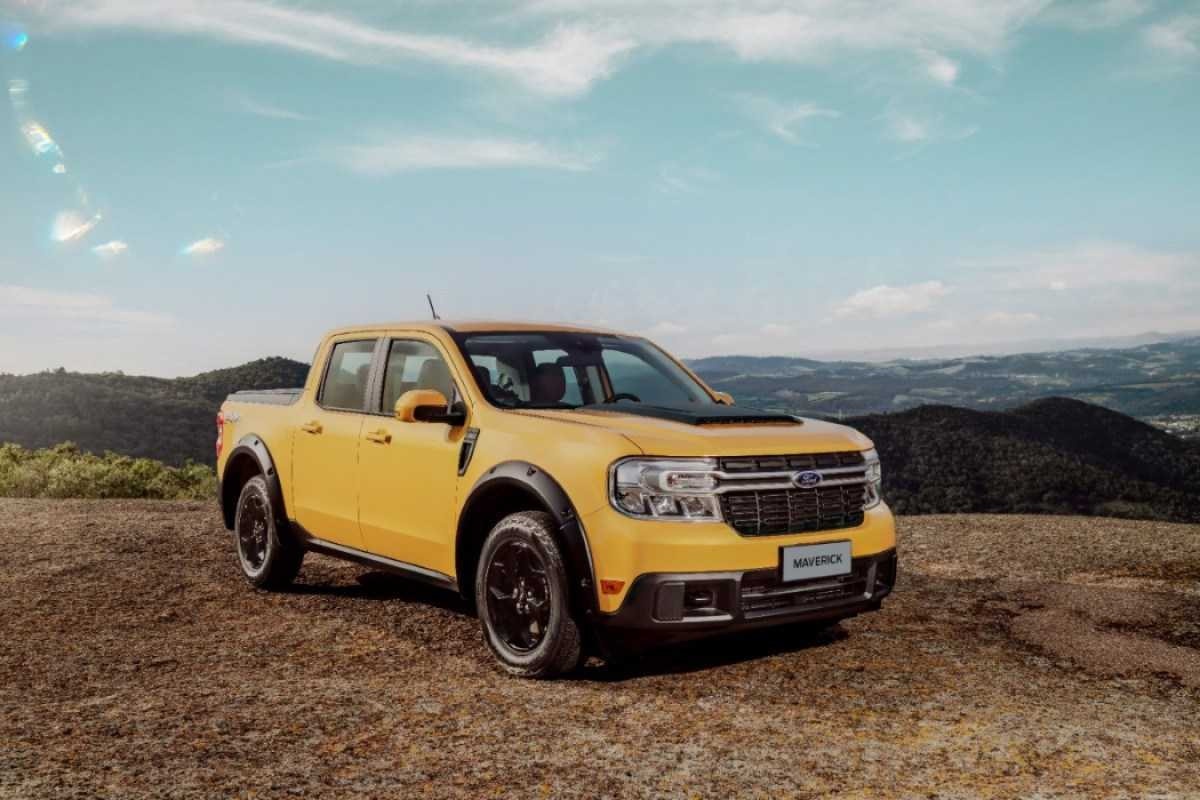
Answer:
[{"xmin": 739, "ymin": 560, "xmax": 874, "ymax": 619}]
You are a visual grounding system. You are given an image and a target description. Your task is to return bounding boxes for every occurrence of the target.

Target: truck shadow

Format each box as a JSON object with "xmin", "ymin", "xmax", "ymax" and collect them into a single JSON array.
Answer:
[
  {"xmin": 286, "ymin": 570, "xmax": 474, "ymax": 618},
  {"xmin": 579, "ymin": 623, "xmax": 850, "ymax": 682},
  {"xmin": 288, "ymin": 568, "xmax": 851, "ymax": 679}
]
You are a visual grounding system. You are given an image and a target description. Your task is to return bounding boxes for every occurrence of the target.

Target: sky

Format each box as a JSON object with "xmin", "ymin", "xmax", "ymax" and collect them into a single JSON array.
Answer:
[{"xmin": 0, "ymin": 0, "xmax": 1198, "ymax": 376}]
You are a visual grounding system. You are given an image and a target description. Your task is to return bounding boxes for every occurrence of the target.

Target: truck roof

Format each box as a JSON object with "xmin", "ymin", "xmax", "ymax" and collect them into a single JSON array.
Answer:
[{"xmin": 324, "ymin": 320, "xmax": 627, "ymax": 337}]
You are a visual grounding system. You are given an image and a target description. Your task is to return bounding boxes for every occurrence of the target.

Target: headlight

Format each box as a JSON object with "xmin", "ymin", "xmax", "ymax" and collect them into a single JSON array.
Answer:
[
  {"xmin": 610, "ymin": 458, "xmax": 722, "ymax": 521},
  {"xmin": 862, "ymin": 447, "xmax": 883, "ymax": 509}
]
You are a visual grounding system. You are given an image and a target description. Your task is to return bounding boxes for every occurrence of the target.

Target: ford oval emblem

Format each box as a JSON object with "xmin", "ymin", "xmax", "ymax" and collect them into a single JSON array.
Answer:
[{"xmin": 794, "ymin": 470, "xmax": 823, "ymax": 489}]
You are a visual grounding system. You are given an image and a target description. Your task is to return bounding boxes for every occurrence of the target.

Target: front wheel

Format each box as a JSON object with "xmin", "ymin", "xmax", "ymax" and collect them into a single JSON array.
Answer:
[
  {"xmin": 233, "ymin": 475, "xmax": 304, "ymax": 590},
  {"xmin": 475, "ymin": 511, "xmax": 583, "ymax": 679}
]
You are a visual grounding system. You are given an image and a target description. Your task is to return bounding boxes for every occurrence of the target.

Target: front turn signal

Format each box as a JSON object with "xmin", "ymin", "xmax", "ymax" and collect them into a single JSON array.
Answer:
[{"xmin": 600, "ymin": 579, "xmax": 625, "ymax": 595}]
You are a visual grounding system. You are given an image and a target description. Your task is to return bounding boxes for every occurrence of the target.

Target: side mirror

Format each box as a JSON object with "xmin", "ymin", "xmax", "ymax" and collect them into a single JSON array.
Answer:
[
  {"xmin": 713, "ymin": 391, "xmax": 735, "ymax": 406},
  {"xmin": 394, "ymin": 389, "xmax": 466, "ymax": 426}
]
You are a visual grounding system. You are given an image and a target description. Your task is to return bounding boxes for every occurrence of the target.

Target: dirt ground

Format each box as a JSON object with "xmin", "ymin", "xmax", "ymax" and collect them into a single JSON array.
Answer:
[{"xmin": 1, "ymin": 500, "xmax": 1198, "ymax": 799}]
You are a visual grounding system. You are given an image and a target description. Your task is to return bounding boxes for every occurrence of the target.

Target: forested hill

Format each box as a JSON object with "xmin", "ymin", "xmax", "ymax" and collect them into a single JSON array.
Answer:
[
  {"xmin": 2, "ymin": 358, "xmax": 1199, "ymax": 524},
  {"xmin": 852, "ymin": 398, "xmax": 1200, "ymax": 523},
  {"xmin": 0, "ymin": 358, "xmax": 309, "ymax": 466}
]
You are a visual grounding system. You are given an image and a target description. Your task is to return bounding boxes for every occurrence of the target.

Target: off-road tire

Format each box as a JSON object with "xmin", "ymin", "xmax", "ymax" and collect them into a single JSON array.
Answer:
[
  {"xmin": 475, "ymin": 511, "xmax": 583, "ymax": 679},
  {"xmin": 233, "ymin": 476, "xmax": 304, "ymax": 590}
]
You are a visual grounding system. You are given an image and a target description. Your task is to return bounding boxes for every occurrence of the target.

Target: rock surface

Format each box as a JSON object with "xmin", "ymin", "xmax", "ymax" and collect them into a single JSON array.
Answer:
[{"xmin": 1, "ymin": 500, "xmax": 1197, "ymax": 798}]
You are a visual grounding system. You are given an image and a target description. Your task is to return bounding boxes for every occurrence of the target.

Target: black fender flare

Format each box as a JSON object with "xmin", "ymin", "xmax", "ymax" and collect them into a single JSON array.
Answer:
[
  {"xmin": 457, "ymin": 461, "xmax": 598, "ymax": 616},
  {"xmin": 219, "ymin": 434, "xmax": 287, "ymax": 532}
]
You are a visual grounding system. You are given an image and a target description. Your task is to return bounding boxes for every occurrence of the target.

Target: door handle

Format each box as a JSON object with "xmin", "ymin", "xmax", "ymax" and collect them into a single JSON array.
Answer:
[
  {"xmin": 365, "ymin": 429, "xmax": 392, "ymax": 445},
  {"xmin": 300, "ymin": 421, "xmax": 323, "ymax": 435}
]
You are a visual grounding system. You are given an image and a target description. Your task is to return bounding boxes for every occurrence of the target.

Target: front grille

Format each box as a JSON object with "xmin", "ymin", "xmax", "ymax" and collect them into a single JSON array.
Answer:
[
  {"xmin": 720, "ymin": 486, "xmax": 866, "ymax": 536},
  {"xmin": 717, "ymin": 451, "xmax": 868, "ymax": 537}
]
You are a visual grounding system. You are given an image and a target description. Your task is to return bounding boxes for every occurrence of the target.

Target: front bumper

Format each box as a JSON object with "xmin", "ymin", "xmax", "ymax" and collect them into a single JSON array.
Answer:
[
  {"xmin": 593, "ymin": 548, "xmax": 897, "ymax": 646},
  {"xmin": 581, "ymin": 502, "xmax": 896, "ymax": 612}
]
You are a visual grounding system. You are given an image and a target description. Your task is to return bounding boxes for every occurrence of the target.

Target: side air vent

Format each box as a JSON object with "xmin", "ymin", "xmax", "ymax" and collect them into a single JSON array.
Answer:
[{"xmin": 458, "ymin": 428, "xmax": 480, "ymax": 476}]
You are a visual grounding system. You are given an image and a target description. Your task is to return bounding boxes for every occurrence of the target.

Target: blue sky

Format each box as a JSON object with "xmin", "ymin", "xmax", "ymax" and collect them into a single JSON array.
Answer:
[{"xmin": 1, "ymin": 0, "xmax": 1198, "ymax": 376}]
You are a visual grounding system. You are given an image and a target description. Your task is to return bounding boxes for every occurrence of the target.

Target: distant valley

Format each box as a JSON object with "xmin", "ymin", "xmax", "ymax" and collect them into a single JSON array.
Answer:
[{"xmin": 689, "ymin": 337, "xmax": 1200, "ymax": 439}]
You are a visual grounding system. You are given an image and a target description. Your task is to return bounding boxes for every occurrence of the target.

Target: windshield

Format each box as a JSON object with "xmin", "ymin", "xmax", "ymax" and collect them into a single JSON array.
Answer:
[{"xmin": 456, "ymin": 332, "xmax": 715, "ymax": 410}]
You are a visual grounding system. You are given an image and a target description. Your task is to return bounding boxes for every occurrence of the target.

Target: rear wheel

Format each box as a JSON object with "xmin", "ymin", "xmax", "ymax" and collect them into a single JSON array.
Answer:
[
  {"xmin": 475, "ymin": 511, "xmax": 582, "ymax": 679},
  {"xmin": 234, "ymin": 475, "xmax": 303, "ymax": 590}
]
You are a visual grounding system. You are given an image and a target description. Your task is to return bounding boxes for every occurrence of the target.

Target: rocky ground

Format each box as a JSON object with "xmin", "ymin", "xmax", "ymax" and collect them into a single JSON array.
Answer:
[{"xmin": 1, "ymin": 500, "xmax": 1197, "ymax": 799}]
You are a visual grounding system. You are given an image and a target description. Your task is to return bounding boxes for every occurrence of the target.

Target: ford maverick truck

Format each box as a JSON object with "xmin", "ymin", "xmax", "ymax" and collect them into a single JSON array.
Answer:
[{"xmin": 217, "ymin": 322, "xmax": 897, "ymax": 678}]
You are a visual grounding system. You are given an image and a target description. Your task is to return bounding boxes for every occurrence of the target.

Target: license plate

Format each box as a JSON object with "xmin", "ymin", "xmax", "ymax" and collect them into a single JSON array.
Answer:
[{"xmin": 781, "ymin": 541, "xmax": 852, "ymax": 583}]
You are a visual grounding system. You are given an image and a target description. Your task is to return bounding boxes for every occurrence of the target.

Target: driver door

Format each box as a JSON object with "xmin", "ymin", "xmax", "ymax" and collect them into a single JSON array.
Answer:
[{"xmin": 358, "ymin": 336, "xmax": 469, "ymax": 577}]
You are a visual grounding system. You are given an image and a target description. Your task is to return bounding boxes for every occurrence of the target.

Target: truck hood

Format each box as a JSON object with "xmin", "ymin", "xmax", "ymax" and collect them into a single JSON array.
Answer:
[{"xmin": 512, "ymin": 404, "xmax": 873, "ymax": 457}]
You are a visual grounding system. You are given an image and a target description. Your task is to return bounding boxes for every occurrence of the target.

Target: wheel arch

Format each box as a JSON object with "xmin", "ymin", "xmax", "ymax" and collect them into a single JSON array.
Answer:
[
  {"xmin": 456, "ymin": 461, "xmax": 597, "ymax": 617},
  {"xmin": 220, "ymin": 435, "xmax": 287, "ymax": 531}
]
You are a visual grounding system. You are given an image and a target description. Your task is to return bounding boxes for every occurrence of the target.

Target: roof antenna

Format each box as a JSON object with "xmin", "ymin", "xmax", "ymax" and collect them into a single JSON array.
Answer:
[{"xmin": 426, "ymin": 293, "xmax": 441, "ymax": 321}]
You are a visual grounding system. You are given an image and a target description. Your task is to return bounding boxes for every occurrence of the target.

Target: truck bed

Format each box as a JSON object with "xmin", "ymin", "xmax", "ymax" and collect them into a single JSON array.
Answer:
[{"xmin": 226, "ymin": 388, "xmax": 302, "ymax": 406}]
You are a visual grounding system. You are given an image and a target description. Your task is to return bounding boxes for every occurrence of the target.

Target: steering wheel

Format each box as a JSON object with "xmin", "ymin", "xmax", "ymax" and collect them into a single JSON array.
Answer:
[{"xmin": 605, "ymin": 392, "xmax": 641, "ymax": 404}]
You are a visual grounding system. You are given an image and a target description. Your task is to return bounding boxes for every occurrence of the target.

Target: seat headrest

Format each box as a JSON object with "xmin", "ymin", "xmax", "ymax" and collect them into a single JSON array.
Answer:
[
  {"xmin": 530, "ymin": 362, "xmax": 567, "ymax": 405},
  {"xmin": 418, "ymin": 358, "xmax": 453, "ymax": 398}
]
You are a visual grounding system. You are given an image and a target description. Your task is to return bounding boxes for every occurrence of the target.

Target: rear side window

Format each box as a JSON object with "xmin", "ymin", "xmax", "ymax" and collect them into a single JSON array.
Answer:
[
  {"xmin": 381, "ymin": 340, "xmax": 456, "ymax": 412},
  {"xmin": 318, "ymin": 340, "xmax": 377, "ymax": 411}
]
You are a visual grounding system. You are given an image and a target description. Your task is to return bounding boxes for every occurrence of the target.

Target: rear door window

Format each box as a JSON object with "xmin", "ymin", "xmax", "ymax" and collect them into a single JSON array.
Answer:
[{"xmin": 318, "ymin": 340, "xmax": 377, "ymax": 411}]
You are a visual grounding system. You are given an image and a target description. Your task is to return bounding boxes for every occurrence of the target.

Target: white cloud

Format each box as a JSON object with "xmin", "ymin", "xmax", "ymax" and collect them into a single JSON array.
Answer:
[
  {"xmin": 655, "ymin": 161, "xmax": 719, "ymax": 194},
  {"xmin": 233, "ymin": 93, "xmax": 311, "ymax": 121},
  {"xmin": 886, "ymin": 113, "xmax": 931, "ymax": 143},
  {"xmin": 734, "ymin": 94, "xmax": 839, "ymax": 143},
  {"xmin": 28, "ymin": 0, "xmax": 1105, "ymax": 98},
  {"xmin": 982, "ymin": 310, "xmax": 1039, "ymax": 326},
  {"xmin": 760, "ymin": 322, "xmax": 793, "ymax": 337},
  {"xmin": 646, "ymin": 321, "xmax": 688, "ymax": 336},
  {"xmin": 29, "ymin": 1, "xmax": 634, "ymax": 97},
  {"xmin": 1042, "ymin": 0, "xmax": 1151, "ymax": 31},
  {"xmin": 333, "ymin": 136, "xmax": 598, "ymax": 174},
  {"xmin": 0, "ymin": 285, "xmax": 172, "ymax": 327},
  {"xmin": 711, "ymin": 332, "xmax": 750, "ymax": 348},
  {"xmin": 917, "ymin": 48, "xmax": 960, "ymax": 86},
  {"xmin": 882, "ymin": 107, "xmax": 979, "ymax": 145},
  {"xmin": 91, "ymin": 240, "xmax": 129, "ymax": 260},
  {"xmin": 521, "ymin": 0, "xmax": 1047, "ymax": 58},
  {"xmin": 183, "ymin": 237, "xmax": 226, "ymax": 257},
  {"xmin": 973, "ymin": 241, "xmax": 1193, "ymax": 291},
  {"xmin": 1143, "ymin": 15, "xmax": 1200, "ymax": 61},
  {"xmin": 834, "ymin": 280, "xmax": 950, "ymax": 319}
]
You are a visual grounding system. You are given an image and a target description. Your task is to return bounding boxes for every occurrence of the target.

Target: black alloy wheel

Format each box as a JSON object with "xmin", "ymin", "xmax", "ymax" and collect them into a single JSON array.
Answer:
[
  {"xmin": 485, "ymin": 539, "xmax": 552, "ymax": 652},
  {"xmin": 236, "ymin": 491, "xmax": 270, "ymax": 574},
  {"xmin": 475, "ymin": 511, "xmax": 583, "ymax": 678},
  {"xmin": 233, "ymin": 475, "xmax": 304, "ymax": 590}
]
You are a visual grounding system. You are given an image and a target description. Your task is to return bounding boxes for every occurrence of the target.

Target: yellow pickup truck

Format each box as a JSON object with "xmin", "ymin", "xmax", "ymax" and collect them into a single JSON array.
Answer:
[{"xmin": 217, "ymin": 322, "xmax": 896, "ymax": 677}]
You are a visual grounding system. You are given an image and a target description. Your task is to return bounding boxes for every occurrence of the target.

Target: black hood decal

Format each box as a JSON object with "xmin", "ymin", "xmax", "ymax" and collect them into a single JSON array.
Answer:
[{"xmin": 578, "ymin": 402, "xmax": 800, "ymax": 426}]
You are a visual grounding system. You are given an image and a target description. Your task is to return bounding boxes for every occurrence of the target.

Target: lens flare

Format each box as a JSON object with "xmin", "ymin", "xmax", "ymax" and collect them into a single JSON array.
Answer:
[
  {"xmin": 7, "ymin": 78, "xmax": 27, "ymax": 110},
  {"xmin": 2, "ymin": 24, "xmax": 27, "ymax": 52},
  {"xmin": 21, "ymin": 120, "xmax": 62, "ymax": 156},
  {"xmin": 92, "ymin": 240, "xmax": 129, "ymax": 260},
  {"xmin": 20, "ymin": 120, "xmax": 68, "ymax": 174},
  {"xmin": 52, "ymin": 210, "xmax": 102, "ymax": 244}
]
